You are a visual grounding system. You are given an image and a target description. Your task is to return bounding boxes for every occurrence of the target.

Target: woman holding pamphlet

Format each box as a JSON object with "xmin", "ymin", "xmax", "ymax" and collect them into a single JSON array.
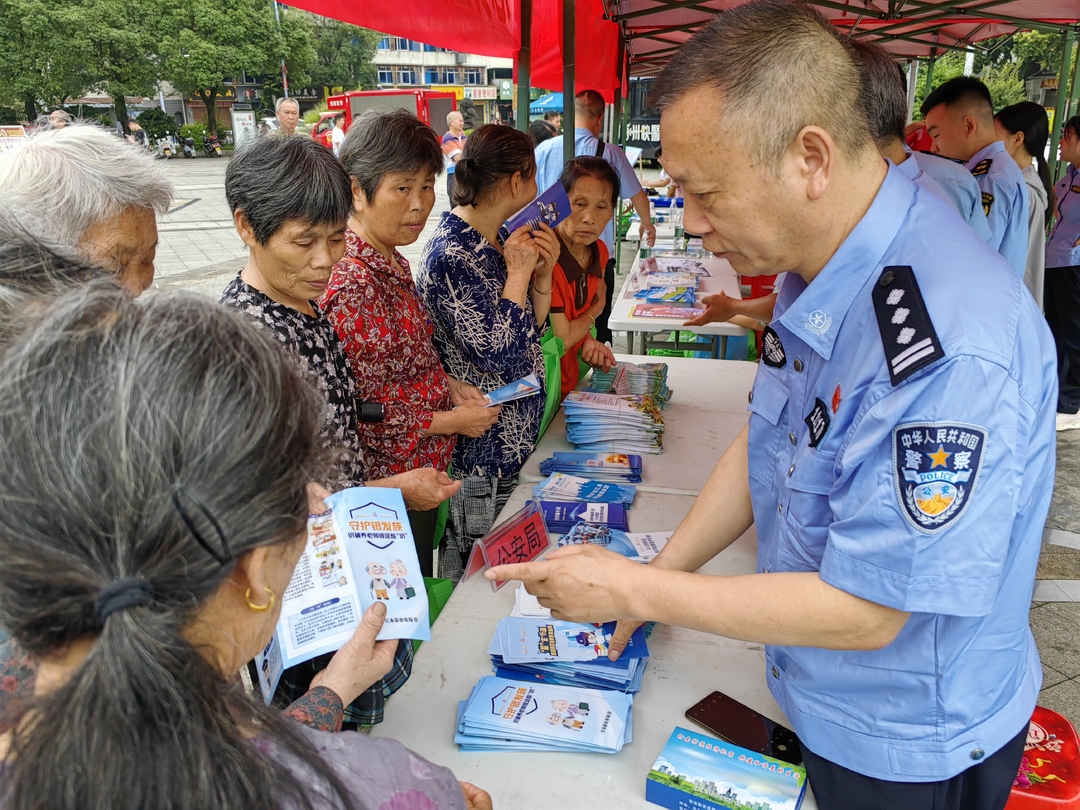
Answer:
[
  {"xmin": 319, "ymin": 109, "xmax": 501, "ymax": 577},
  {"xmin": 220, "ymin": 135, "xmax": 459, "ymax": 728},
  {"xmin": 0, "ymin": 281, "xmax": 489, "ymax": 810},
  {"xmin": 417, "ymin": 125, "xmax": 560, "ymax": 583},
  {"xmin": 549, "ymin": 157, "xmax": 619, "ymax": 400}
]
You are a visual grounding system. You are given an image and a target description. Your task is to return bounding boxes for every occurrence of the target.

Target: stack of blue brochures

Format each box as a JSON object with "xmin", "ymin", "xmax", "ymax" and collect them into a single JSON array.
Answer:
[
  {"xmin": 587, "ymin": 361, "xmax": 671, "ymax": 404},
  {"xmin": 539, "ymin": 451, "xmax": 644, "ymax": 483},
  {"xmin": 455, "ymin": 675, "xmax": 634, "ymax": 753},
  {"xmin": 533, "ymin": 472, "xmax": 637, "ymax": 506},
  {"xmin": 562, "ymin": 392, "xmax": 666, "ymax": 454},
  {"xmin": 488, "ymin": 616, "xmax": 650, "ymax": 693},
  {"xmin": 557, "ymin": 522, "xmax": 670, "ymax": 562},
  {"xmin": 531, "ymin": 500, "xmax": 631, "ymax": 534}
]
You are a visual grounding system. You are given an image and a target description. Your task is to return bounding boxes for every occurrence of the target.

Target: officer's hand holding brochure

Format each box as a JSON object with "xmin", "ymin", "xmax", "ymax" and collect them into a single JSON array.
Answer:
[
  {"xmin": 505, "ymin": 181, "xmax": 572, "ymax": 233},
  {"xmin": 253, "ymin": 487, "xmax": 429, "ymax": 702}
]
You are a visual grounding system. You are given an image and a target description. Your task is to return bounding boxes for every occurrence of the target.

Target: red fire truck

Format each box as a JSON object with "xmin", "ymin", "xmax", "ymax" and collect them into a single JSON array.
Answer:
[{"xmin": 320, "ymin": 89, "xmax": 457, "ymax": 145}]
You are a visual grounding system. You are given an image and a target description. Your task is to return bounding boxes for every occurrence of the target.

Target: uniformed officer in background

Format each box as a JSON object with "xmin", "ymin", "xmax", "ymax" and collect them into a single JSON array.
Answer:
[
  {"xmin": 488, "ymin": 2, "xmax": 1058, "ymax": 808},
  {"xmin": 849, "ymin": 39, "xmax": 992, "ymax": 244},
  {"xmin": 920, "ymin": 77, "xmax": 1030, "ymax": 276}
]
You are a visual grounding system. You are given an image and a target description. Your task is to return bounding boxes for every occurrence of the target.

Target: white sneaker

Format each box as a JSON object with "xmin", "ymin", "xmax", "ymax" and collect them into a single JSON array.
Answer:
[{"xmin": 1056, "ymin": 411, "xmax": 1080, "ymax": 431}]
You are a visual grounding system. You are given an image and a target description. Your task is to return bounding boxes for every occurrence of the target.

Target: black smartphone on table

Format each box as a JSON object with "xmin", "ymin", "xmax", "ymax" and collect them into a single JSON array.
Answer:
[{"xmin": 685, "ymin": 690, "xmax": 804, "ymax": 766}]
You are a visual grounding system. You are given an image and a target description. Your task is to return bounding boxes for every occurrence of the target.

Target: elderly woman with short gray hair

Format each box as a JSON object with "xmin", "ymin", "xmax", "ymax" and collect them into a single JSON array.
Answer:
[
  {"xmin": 0, "ymin": 279, "xmax": 489, "ymax": 810},
  {"xmin": 319, "ymin": 109, "xmax": 500, "ymax": 577},
  {"xmin": 0, "ymin": 122, "xmax": 173, "ymax": 295}
]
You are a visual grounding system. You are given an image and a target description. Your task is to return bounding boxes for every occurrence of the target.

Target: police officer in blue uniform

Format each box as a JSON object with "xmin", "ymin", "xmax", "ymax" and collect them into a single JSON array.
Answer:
[
  {"xmin": 921, "ymin": 77, "xmax": 1030, "ymax": 276},
  {"xmin": 487, "ymin": 4, "xmax": 1058, "ymax": 808},
  {"xmin": 850, "ymin": 39, "xmax": 992, "ymax": 243},
  {"xmin": 1046, "ymin": 115, "xmax": 1080, "ymax": 432}
]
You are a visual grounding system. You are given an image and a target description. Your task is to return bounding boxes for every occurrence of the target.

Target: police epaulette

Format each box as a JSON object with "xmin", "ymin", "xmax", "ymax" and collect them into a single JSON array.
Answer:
[
  {"xmin": 970, "ymin": 158, "xmax": 992, "ymax": 176},
  {"xmin": 872, "ymin": 266, "xmax": 944, "ymax": 386}
]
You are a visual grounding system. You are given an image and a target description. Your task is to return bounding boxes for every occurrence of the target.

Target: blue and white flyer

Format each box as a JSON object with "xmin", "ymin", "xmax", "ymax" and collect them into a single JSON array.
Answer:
[
  {"xmin": 253, "ymin": 486, "xmax": 429, "ymax": 702},
  {"xmin": 456, "ymin": 675, "xmax": 634, "ymax": 753},
  {"xmin": 506, "ymin": 180, "xmax": 572, "ymax": 233}
]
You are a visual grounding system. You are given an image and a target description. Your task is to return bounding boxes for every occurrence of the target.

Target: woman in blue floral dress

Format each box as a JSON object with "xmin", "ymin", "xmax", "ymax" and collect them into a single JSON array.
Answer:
[{"xmin": 417, "ymin": 125, "xmax": 560, "ymax": 582}]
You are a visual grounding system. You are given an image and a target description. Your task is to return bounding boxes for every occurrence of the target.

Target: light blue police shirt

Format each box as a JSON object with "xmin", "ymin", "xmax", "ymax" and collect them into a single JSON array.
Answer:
[
  {"xmin": 1046, "ymin": 163, "xmax": 1080, "ymax": 269},
  {"xmin": 534, "ymin": 128, "xmax": 643, "ymax": 254},
  {"xmin": 965, "ymin": 141, "xmax": 1030, "ymax": 276},
  {"xmin": 746, "ymin": 164, "xmax": 1057, "ymax": 782},
  {"xmin": 906, "ymin": 146, "xmax": 992, "ymax": 244}
]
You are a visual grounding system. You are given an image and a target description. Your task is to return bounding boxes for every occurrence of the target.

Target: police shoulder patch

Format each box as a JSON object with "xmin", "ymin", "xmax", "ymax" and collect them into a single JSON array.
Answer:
[
  {"xmin": 981, "ymin": 191, "xmax": 994, "ymax": 216},
  {"xmin": 761, "ymin": 325, "xmax": 786, "ymax": 368},
  {"xmin": 971, "ymin": 158, "xmax": 992, "ymax": 177},
  {"xmin": 872, "ymin": 266, "xmax": 945, "ymax": 386},
  {"xmin": 892, "ymin": 422, "xmax": 985, "ymax": 533},
  {"xmin": 1071, "ymin": 184, "xmax": 1080, "ymax": 194}
]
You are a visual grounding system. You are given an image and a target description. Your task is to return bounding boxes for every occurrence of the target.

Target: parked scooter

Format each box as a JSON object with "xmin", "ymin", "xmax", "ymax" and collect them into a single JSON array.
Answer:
[
  {"xmin": 182, "ymin": 136, "xmax": 197, "ymax": 159},
  {"xmin": 156, "ymin": 133, "xmax": 174, "ymax": 160},
  {"xmin": 203, "ymin": 135, "xmax": 222, "ymax": 157}
]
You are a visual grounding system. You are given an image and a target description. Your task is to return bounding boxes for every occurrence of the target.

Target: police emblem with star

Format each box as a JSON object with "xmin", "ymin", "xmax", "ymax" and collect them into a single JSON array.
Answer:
[{"xmin": 892, "ymin": 422, "xmax": 985, "ymax": 533}]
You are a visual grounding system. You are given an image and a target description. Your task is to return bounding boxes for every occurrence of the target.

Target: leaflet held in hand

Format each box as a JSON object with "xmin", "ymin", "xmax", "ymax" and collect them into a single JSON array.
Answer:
[
  {"xmin": 253, "ymin": 487, "xmax": 429, "ymax": 702},
  {"xmin": 506, "ymin": 181, "xmax": 572, "ymax": 233}
]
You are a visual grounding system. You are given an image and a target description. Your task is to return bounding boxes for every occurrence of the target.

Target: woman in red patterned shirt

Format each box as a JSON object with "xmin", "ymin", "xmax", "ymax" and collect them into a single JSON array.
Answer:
[{"xmin": 320, "ymin": 109, "xmax": 500, "ymax": 576}]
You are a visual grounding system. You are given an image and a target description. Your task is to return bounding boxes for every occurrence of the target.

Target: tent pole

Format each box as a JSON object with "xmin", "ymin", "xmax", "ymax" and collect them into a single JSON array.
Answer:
[
  {"xmin": 1050, "ymin": 29, "xmax": 1076, "ymax": 183},
  {"xmin": 906, "ymin": 59, "xmax": 919, "ymax": 123},
  {"xmin": 563, "ymin": 0, "xmax": 576, "ymax": 165},
  {"xmin": 516, "ymin": 0, "xmax": 532, "ymax": 131}
]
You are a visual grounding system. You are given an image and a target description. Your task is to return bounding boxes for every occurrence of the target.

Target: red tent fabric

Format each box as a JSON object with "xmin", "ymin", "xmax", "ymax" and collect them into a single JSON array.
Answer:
[
  {"xmin": 527, "ymin": 0, "xmax": 622, "ymax": 99},
  {"xmin": 282, "ymin": 0, "xmax": 521, "ymax": 58}
]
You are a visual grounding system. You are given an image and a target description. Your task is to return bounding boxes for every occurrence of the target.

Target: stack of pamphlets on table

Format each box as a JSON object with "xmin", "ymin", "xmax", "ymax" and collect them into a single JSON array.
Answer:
[
  {"xmin": 586, "ymin": 361, "xmax": 671, "ymax": 405},
  {"xmin": 639, "ymin": 271, "xmax": 701, "ymax": 289},
  {"xmin": 455, "ymin": 675, "xmax": 635, "ymax": 753},
  {"xmin": 532, "ymin": 500, "xmax": 630, "ymax": 534},
  {"xmin": 539, "ymin": 451, "xmax": 643, "ymax": 483},
  {"xmin": 634, "ymin": 286, "xmax": 698, "ymax": 307},
  {"xmin": 562, "ymin": 391, "xmax": 666, "ymax": 454},
  {"xmin": 533, "ymin": 472, "xmax": 637, "ymax": 506},
  {"xmin": 489, "ymin": 612, "xmax": 651, "ymax": 694},
  {"xmin": 557, "ymin": 522, "xmax": 671, "ymax": 562}
]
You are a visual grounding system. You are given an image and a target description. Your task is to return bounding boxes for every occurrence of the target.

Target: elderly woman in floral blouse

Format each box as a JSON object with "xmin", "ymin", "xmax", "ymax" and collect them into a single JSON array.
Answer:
[
  {"xmin": 417, "ymin": 125, "xmax": 560, "ymax": 583},
  {"xmin": 320, "ymin": 109, "xmax": 500, "ymax": 578}
]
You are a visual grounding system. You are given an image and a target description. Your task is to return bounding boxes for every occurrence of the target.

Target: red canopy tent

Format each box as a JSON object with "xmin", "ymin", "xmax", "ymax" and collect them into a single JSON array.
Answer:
[{"xmin": 285, "ymin": 0, "xmax": 1080, "ymax": 170}]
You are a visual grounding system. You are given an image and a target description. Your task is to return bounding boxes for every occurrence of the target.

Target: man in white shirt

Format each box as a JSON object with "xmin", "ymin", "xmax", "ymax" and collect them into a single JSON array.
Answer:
[{"xmin": 331, "ymin": 114, "xmax": 345, "ymax": 157}]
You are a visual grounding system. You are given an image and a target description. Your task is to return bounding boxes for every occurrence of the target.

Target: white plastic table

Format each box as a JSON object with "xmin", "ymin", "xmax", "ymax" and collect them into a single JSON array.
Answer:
[
  {"xmin": 608, "ymin": 249, "xmax": 748, "ymax": 359},
  {"xmin": 372, "ymin": 358, "xmax": 818, "ymax": 809}
]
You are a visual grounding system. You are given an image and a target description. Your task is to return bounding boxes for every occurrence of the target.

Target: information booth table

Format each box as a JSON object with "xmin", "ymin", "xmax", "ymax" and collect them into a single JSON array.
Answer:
[{"xmin": 372, "ymin": 357, "xmax": 819, "ymax": 809}]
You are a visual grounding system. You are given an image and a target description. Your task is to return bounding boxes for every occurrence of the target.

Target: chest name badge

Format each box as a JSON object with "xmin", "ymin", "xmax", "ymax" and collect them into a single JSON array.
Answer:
[
  {"xmin": 761, "ymin": 326, "xmax": 786, "ymax": 368},
  {"xmin": 893, "ymin": 423, "xmax": 985, "ymax": 533},
  {"xmin": 872, "ymin": 266, "xmax": 944, "ymax": 386},
  {"xmin": 1071, "ymin": 184, "xmax": 1080, "ymax": 194},
  {"xmin": 804, "ymin": 398, "xmax": 830, "ymax": 448},
  {"xmin": 971, "ymin": 158, "xmax": 992, "ymax": 177}
]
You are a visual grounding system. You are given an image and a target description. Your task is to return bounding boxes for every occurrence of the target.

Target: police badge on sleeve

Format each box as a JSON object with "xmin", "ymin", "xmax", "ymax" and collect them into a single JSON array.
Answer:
[{"xmin": 892, "ymin": 422, "xmax": 986, "ymax": 533}]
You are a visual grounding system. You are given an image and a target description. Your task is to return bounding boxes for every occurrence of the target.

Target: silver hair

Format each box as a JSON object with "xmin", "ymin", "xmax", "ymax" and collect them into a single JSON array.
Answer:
[
  {"xmin": 0, "ymin": 123, "xmax": 173, "ymax": 250},
  {"xmin": 276, "ymin": 96, "xmax": 299, "ymax": 113},
  {"xmin": 446, "ymin": 110, "xmax": 463, "ymax": 127}
]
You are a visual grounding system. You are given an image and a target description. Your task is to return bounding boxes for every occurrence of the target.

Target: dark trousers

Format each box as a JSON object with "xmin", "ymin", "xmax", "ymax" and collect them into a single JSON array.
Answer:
[
  {"xmin": 802, "ymin": 724, "xmax": 1027, "ymax": 810},
  {"xmin": 1045, "ymin": 265, "xmax": 1080, "ymax": 414},
  {"xmin": 595, "ymin": 256, "xmax": 616, "ymax": 344},
  {"xmin": 446, "ymin": 173, "xmax": 455, "ymax": 204},
  {"xmin": 406, "ymin": 507, "xmax": 437, "ymax": 579}
]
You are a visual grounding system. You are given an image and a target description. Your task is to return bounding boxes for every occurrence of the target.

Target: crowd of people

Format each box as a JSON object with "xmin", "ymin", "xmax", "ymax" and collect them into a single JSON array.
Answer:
[{"xmin": 0, "ymin": 0, "xmax": 1075, "ymax": 807}]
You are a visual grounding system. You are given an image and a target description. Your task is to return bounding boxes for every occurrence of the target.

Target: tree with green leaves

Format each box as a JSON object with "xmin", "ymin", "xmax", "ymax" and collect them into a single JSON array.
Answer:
[
  {"xmin": 55, "ymin": 0, "xmax": 159, "ymax": 134},
  {"xmin": 299, "ymin": 12, "xmax": 381, "ymax": 93},
  {"xmin": 0, "ymin": 0, "xmax": 92, "ymax": 121},
  {"xmin": 157, "ymin": 0, "xmax": 315, "ymax": 136}
]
